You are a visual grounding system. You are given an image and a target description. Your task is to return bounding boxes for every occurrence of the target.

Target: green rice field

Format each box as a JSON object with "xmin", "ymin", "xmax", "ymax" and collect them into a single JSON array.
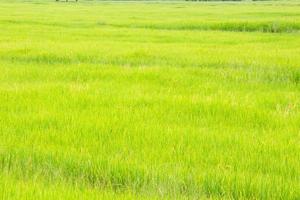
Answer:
[{"xmin": 0, "ymin": 0, "xmax": 299, "ymax": 199}]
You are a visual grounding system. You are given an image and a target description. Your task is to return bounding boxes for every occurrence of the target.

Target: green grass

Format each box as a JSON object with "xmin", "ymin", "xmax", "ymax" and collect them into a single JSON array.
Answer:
[{"xmin": 0, "ymin": 0, "xmax": 300, "ymax": 199}]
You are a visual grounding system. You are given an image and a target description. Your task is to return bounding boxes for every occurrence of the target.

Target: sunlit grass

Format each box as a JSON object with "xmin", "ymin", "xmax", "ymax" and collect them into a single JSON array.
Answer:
[{"xmin": 0, "ymin": 0, "xmax": 299, "ymax": 199}]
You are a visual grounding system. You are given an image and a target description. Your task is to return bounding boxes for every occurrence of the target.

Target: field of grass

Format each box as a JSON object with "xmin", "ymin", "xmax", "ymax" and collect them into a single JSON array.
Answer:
[{"xmin": 0, "ymin": 0, "xmax": 300, "ymax": 199}]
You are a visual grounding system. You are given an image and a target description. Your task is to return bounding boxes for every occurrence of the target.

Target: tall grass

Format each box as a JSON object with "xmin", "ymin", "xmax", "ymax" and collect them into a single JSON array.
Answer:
[{"xmin": 0, "ymin": 0, "xmax": 299, "ymax": 199}]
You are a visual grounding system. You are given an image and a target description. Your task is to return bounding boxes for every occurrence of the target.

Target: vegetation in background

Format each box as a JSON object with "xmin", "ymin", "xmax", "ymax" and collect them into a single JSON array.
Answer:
[{"xmin": 0, "ymin": 0, "xmax": 299, "ymax": 199}]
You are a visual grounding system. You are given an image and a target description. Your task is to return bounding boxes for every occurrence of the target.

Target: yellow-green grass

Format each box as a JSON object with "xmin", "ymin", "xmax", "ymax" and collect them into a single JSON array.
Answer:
[{"xmin": 0, "ymin": 0, "xmax": 300, "ymax": 199}]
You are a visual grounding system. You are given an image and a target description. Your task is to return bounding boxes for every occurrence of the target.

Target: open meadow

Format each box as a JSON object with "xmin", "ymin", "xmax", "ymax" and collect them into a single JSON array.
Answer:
[{"xmin": 0, "ymin": 0, "xmax": 300, "ymax": 199}]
